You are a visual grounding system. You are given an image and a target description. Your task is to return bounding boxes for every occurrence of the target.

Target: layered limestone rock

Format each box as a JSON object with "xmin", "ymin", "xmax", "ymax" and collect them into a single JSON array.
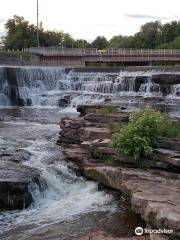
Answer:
[
  {"xmin": 84, "ymin": 166, "xmax": 180, "ymax": 240},
  {"xmin": 58, "ymin": 104, "xmax": 180, "ymax": 239}
]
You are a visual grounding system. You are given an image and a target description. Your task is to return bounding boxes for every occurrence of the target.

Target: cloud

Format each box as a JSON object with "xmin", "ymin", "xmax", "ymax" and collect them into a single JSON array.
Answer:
[{"xmin": 124, "ymin": 14, "xmax": 168, "ymax": 20}]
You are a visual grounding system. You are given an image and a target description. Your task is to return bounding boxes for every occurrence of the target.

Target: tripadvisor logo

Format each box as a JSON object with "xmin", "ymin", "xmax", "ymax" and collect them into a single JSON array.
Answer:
[
  {"xmin": 135, "ymin": 227, "xmax": 143, "ymax": 236},
  {"xmin": 135, "ymin": 227, "xmax": 174, "ymax": 235}
]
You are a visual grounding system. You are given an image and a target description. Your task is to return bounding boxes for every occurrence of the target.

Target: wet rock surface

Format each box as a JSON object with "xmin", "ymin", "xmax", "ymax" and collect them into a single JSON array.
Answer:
[
  {"xmin": 0, "ymin": 160, "xmax": 40, "ymax": 210},
  {"xmin": 80, "ymin": 231, "xmax": 149, "ymax": 240},
  {"xmin": 84, "ymin": 166, "xmax": 180, "ymax": 239},
  {"xmin": 58, "ymin": 104, "xmax": 180, "ymax": 240},
  {"xmin": 0, "ymin": 148, "xmax": 32, "ymax": 163}
]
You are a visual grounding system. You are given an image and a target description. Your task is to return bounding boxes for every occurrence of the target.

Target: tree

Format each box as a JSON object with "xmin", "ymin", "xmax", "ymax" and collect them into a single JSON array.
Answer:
[
  {"xmin": 137, "ymin": 21, "xmax": 162, "ymax": 48},
  {"xmin": 74, "ymin": 39, "xmax": 91, "ymax": 48},
  {"xmin": 4, "ymin": 16, "xmax": 77, "ymax": 49},
  {"xmin": 109, "ymin": 35, "xmax": 135, "ymax": 48},
  {"xmin": 169, "ymin": 36, "xmax": 180, "ymax": 48},
  {"xmin": 91, "ymin": 36, "xmax": 109, "ymax": 49},
  {"xmin": 161, "ymin": 21, "xmax": 180, "ymax": 44},
  {"xmin": 4, "ymin": 15, "xmax": 37, "ymax": 50}
]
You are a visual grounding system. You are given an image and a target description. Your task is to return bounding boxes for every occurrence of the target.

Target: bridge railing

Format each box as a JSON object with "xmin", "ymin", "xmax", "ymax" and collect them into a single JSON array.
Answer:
[{"xmin": 28, "ymin": 47, "xmax": 180, "ymax": 57}]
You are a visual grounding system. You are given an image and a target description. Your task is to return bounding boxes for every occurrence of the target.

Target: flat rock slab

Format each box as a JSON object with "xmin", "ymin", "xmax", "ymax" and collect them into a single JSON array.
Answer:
[
  {"xmin": 80, "ymin": 127, "xmax": 111, "ymax": 141},
  {"xmin": 84, "ymin": 166, "xmax": 180, "ymax": 239},
  {"xmin": 80, "ymin": 231, "xmax": 149, "ymax": 240},
  {"xmin": 0, "ymin": 161, "xmax": 40, "ymax": 210},
  {"xmin": 0, "ymin": 148, "xmax": 31, "ymax": 163},
  {"xmin": 84, "ymin": 113, "xmax": 129, "ymax": 123},
  {"xmin": 154, "ymin": 148, "xmax": 180, "ymax": 167},
  {"xmin": 159, "ymin": 138, "xmax": 180, "ymax": 152}
]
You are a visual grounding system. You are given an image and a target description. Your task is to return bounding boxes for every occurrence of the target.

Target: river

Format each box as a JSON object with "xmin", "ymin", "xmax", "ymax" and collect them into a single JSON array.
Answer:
[
  {"xmin": 0, "ymin": 67, "xmax": 179, "ymax": 239},
  {"xmin": 0, "ymin": 107, "xmax": 145, "ymax": 240}
]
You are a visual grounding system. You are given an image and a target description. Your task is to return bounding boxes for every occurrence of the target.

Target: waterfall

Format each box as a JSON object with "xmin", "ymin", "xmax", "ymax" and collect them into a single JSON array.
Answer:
[
  {"xmin": 139, "ymin": 77, "xmax": 161, "ymax": 96},
  {"xmin": 0, "ymin": 66, "xmax": 180, "ymax": 107},
  {"xmin": 0, "ymin": 67, "xmax": 11, "ymax": 106},
  {"xmin": 170, "ymin": 84, "xmax": 180, "ymax": 97}
]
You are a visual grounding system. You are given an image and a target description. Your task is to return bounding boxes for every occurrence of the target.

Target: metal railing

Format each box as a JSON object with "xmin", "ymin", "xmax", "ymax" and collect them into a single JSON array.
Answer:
[
  {"xmin": 26, "ymin": 47, "xmax": 180, "ymax": 63},
  {"xmin": 28, "ymin": 47, "xmax": 180, "ymax": 56}
]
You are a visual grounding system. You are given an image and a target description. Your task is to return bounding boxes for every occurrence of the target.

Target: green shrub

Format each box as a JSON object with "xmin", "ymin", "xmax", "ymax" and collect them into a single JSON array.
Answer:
[{"xmin": 112, "ymin": 109, "xmax": 167, "ymax": 166}]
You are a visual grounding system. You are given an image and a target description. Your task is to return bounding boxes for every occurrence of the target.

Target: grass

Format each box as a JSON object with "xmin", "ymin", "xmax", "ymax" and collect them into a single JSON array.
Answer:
[
  {"xmin": 160, "ymin": 122, "xmax": 180, "ymax": 139},
  {"xmin": 98, "ymin": 105, "xmax": 120, "ymax": 114},
  {"xmin": 107, "ymin": 121, "xmax": 124, "ymax": 133}
]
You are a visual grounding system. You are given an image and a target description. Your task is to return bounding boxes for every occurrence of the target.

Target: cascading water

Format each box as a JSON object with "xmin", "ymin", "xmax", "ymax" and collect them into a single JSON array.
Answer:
[
  {"xmin": 0, "ymin": 115, "xmax": 117, "ymax": 239},
  {"xmin": 170, "ymin": 84, "xmax": 180, "ymax": 97},
  {"xmin": 0, "ymin": 67, "xmax": 179, "ymax": 239},
  {"xmin": 0, "ymin": 66, "xmax": 180, "ymax": 108},
  {"xmin": 139, "ymin": 77, "xmax": 161, "ymax": 97},
  {"xmin": 0, "ymin": 67, "xmax": 165, "ymax": 106},
  {"xmin": 0, "ymin": 67, "xmax": 11, "ymax": 106}
]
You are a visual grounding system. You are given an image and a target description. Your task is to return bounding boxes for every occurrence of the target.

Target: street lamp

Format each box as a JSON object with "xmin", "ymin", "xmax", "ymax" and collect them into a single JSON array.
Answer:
[{"xmin": 37, "ymin": 0, "xmax": 40, "ymax": 48}]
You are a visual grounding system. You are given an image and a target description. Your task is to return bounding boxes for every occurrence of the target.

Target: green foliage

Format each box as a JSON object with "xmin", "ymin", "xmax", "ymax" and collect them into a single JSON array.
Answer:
[
  {"xmin": 0, "ymin": 51, "xmax": 30, "ymax": 60},
  {"xmin": 109, "ymin": 20, "xmax": 180, "ymax": 49},
  {"xmin": 107, "ymin": 122, "xmax": 123, "ymax": 133},
  {"xmin": 159, "ymin": 121, "xmax": 180, "ymax": 138},
  {"xmin": 74, "ymin": 39, "xmax": 91, "ymax": 48},
  {"xmin": 112, "ymin": 109, "xmax": 180, "ymax": 166},
  {"xmin": 161, "ymin": 21, "xmax": 180, "ymax": 44},
  {"xmin": 112, "ymin": 109, "xmax": 165, "ymax": 165},
  {"xmin": 91, "ymin": 149, "xmax": 116, "ymax": 165},
  {"xmin": 4, "ymin": 15, "xmax": 37, "ymax": 49},
  {"xmin": 3, "ymin": 16, "xmax": 180, "ymax": 50},
  {"xmin": 98, "ymin": 105, "xmax": 119, "ymax": 114},
  {"xmin": 4, "ymin": 15, "xmax": 79, "ymax": 50},
  {"xmin": 104, "ymin": 155, "xmax": 116, "ymax": 164},
  {"xmin": 91, "ymin": 36, "xmax": 109, "ymax": 49},
  {"xmin": 109, "ymin": 35, "xmax": 135, "ymax": 48}
]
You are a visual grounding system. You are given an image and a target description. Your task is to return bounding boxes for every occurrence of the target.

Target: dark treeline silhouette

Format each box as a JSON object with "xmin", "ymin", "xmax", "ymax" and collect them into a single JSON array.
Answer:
[{"xmin": 2, "ymin": 15, "xmax": 180, "ymax": 50}]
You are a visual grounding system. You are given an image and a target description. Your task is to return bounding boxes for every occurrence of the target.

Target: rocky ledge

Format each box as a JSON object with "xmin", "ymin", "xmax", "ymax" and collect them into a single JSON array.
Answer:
[
  {"xmin": 80, "ymin": 231, "xmax": 149, "ymax": 240},
  {"xmin": 85, "ymin": 166, "xmax": 180, "ymax": 239},
  {"xmin": 0, "ymin": 160, "xmax": 41, "ymax": 210},
  {"xmin": 58, "ymin": 104, "xmax": 180, "ymax": 240}
]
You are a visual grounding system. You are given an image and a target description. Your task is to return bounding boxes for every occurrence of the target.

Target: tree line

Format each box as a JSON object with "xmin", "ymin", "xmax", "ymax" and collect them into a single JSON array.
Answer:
[{"xmin": 2, "ymin": 15, "xmax": 180, "ymax": 50}]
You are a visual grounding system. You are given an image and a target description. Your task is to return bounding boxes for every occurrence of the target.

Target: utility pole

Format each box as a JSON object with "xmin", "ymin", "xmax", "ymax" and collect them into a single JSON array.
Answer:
[{"xmin": 37, "ymin": 0, "xmax": 40, "ymax": 47}]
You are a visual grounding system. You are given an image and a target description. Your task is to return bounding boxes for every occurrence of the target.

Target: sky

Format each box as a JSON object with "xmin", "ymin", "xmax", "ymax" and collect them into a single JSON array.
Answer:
[{"xmin": 1, "ymin": 0, "xmax": 180, "ymax": 41}]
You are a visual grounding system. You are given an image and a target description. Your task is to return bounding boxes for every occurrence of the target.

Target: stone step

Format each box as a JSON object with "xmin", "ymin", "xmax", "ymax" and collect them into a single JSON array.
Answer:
[
  {"xmin": 80, "ymin": 127, "xmax": 111, "ymax": 141},
  {"xmin": 154, "ymin": 148, "xmax": 180, "ymax": 167},
  {"xmin": 84, "ymin": 113, "xmax": 129, "ymax": 123},
  {"xmin": 159, "ymin": 138, "xmax": 180, "ymax": 152},
  {"xmin": 84, "ymin": 166, "xmax": 180, "ymax": 239}
]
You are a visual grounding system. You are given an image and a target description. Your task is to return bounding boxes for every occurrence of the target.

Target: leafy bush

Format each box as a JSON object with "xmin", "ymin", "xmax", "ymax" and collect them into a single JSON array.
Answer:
[{"xmin": 112, "ymin": 109, "xmax": 167, "ymax": 166}]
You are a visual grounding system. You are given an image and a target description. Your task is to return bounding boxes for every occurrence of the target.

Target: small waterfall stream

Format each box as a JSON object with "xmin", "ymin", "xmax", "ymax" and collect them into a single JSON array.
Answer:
[{"xmin": 0, "ymin": 111, "xmax": 119, "ymax": 240}]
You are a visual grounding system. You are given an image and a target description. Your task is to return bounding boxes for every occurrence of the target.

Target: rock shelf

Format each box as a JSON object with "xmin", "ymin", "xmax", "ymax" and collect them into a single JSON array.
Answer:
[{"xmin": 58, "ymin": 105, "xmax": 180, "ymax": 240}]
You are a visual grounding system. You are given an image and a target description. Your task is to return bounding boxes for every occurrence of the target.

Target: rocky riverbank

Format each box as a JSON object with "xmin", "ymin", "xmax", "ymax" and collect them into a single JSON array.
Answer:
[
  {"xmin": 58, "ymin": 104, "xmax": 180, "ymax": 240},
  {"xmin": 0, "ymin": 138, "xmax": 42, "ymax": 210}
]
